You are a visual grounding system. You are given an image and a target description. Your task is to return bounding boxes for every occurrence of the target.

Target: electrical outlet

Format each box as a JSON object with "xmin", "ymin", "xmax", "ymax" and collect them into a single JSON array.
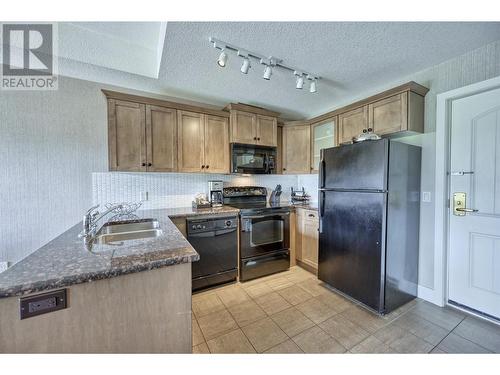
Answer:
[
  {"xmin": 422, "ymin": 191, "xmax": 432, "ymax": 203},
  {"xmin": 0, "ymin": 261, "xmax": 10, "ymax": 272},
  {"xmin": 140, "ymin": 191, "xmax": 148, "ymax": 201}
]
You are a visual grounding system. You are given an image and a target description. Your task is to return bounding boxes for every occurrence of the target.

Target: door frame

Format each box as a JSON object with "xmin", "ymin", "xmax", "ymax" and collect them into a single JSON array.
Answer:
[{"xmin": 432, "ymin": 75, "xmax": 500, "ymax": 307}]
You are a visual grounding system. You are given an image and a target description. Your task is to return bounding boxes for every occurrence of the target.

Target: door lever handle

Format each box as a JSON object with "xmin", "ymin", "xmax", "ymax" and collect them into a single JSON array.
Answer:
[{"xmin": 456, "ymin": 208, "xmax": 479, "ymax": 213}]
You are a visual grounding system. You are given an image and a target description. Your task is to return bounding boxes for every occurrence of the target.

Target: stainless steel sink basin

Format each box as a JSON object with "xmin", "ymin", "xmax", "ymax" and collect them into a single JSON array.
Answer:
[{"xmin": 94, "ymin": 219, "xmax": 162, "ymax": 245}]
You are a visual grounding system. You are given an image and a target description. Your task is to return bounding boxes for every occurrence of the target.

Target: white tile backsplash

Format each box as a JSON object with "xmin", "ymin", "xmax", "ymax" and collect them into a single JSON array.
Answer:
[{"xmin": 92, "ymin": 172, "xmax": 316, "ymax": 209}]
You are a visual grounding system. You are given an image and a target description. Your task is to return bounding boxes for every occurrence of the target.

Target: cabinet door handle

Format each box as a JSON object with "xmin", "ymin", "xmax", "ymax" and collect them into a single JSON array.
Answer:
[
  {"xmin": 141, "ymin": 162, "xmax": 146, "ymax": 167},
  {"xmin": 253, "ymin": 137, "xmax": 257, "ymax": 140},
  {"xmin": 206, "ymin": 165, "xmax": 209, "ymax": 169},
  {"xmin": 148, "ymin": 163, "xmax": 152, "ymax": 167},
  {"xmin": 283, "ymin": 168, "xmax": 287, "ymax": 171},
  {"xmin": 201, "ymin": 165, "xmax": 205, "ymax": 169},
  {"xmin": 367, "ymin": 127, "xmax": 373, "ymax": 132},
  {"xmin": 257, "ymin": 137, "xmax": 260, "ymax": 141},
  {"xmin": 308, "ymin": 213, "xmax": 315, "ymax": 218}
]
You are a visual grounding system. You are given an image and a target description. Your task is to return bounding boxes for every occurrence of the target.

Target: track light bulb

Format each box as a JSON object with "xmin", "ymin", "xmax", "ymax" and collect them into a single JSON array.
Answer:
[
  {"xmin": 296, "ymin": 75, "xmax": 304, "ymax": 89},
  {"xmin": 310, "ymin": 79, "xmax": 317, "ymax": 93},
  {"xmin": 218, "ymin": 50, "xmax": 227, "ymax": 67},
  {"xmin": 241, "ymin": 57, "xmax": 250, "ymax": 74},
  {"xmin": 263, "ymin": 65, "xmax": 272, "ymax": 80}
]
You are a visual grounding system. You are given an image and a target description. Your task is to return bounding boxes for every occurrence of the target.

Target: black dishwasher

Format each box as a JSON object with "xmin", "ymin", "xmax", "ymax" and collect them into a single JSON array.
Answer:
[{"xmin": 186, "ymin": 215, "xmax": 238, "ymax": 291}]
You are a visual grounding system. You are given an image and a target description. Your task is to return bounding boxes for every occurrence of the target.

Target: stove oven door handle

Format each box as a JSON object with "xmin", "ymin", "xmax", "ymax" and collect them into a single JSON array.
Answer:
[{"xmin": 243, "ymin": 212, "xmax": 290, "ymax": 219}]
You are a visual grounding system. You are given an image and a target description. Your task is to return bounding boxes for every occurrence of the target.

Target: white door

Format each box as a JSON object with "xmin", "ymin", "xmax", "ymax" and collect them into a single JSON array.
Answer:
[{"xmin": 448, "ymin": 87, "xmax": 500, "ymax": 319}]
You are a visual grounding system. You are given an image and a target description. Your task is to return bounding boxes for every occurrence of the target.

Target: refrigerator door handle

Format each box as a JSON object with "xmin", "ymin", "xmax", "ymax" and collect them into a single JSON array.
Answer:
[
  {"xmin": 318, "ymin": 190, "xmax": 325, "ymax": 233},
  {"xmin": 319, "ymin": 153, "xmax": 326, "ymax": 189}
]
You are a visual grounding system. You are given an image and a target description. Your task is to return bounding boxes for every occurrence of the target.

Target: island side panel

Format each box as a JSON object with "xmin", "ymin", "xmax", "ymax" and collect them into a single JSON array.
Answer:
[{"xmin": 0, "ymin": 263, "xmax": 192, "ymax": 353}]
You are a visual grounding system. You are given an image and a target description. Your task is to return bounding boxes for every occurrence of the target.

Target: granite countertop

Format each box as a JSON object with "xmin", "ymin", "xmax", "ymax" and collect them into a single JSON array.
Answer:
[
  {"xmin": 161, "ymin": 205, "xmax": 240, "ymax": 218},
  {"xmin": 0, "ymin": 207, "xmax": 238, "ymax": 299},
  {"xmin": 289, "ymin": 203, "xmax": 319, "ymax": 211}
]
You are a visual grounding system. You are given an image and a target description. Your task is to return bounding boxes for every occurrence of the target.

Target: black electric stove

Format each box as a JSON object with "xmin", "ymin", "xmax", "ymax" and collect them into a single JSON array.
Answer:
[{"xmin": 223, "ymin": 186, "xmax": 290, "ymax": 281}]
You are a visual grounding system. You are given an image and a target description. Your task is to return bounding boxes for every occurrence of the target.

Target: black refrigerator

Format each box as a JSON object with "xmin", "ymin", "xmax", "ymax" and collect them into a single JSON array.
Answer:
[{"xmin": 318, "ymin": 139, "xmax": 421, "ymax": 314}]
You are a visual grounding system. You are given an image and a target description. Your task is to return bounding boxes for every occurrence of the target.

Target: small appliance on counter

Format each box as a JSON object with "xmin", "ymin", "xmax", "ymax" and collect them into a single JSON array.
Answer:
[
  {"xmin": 269, "ymin": 184, "xmax": 282, "ymax": 205},
  {"xmin": 192, "ymin": 193, "xmax": 211, "ymax": 209},
  {"xmin": 208, "ymin": 180, "xmax": 224, "ymax": 207},
  {"xmin": 290, "ymin": 187, "xmax": 310, "ymax": 205}
]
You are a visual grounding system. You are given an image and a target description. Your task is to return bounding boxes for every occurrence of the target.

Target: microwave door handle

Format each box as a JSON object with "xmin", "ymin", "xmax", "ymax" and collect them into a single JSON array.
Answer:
[{"xmin": 263, "ymin": 154, "xmax": 269, "ymax": 173}]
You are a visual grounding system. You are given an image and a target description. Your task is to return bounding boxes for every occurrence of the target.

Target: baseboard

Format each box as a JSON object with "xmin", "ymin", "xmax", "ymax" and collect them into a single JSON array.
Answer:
[
  {"xmin": 417, "ymin": 285, "xmax": 445, "ymax": 307},
  {"xmin": 296, "ymin": 260, "xmax": 317, "ymax": 276}
]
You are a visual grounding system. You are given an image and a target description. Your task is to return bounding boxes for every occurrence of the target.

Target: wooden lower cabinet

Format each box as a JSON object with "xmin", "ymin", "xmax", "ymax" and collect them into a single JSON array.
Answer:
[
  {"xmin": 282, "ymin": 123, "xmax": 311, "ymax": 174},
  {"xmin": 0, "ymin": 265, "xmax": 192, "ymax": 353},
  {"xmin": 295, "ymin": 208, "xmax": 319, "ymax": 273},
  {"xmin": 177, "ymin": 110, "xmax": 229, "ymax": 173}
]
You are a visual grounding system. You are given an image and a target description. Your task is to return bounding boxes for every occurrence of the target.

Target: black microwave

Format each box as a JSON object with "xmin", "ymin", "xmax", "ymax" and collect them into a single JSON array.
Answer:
[{"xmin": 231, "ymin": 143, "xmax": 277, "ymax": 174}]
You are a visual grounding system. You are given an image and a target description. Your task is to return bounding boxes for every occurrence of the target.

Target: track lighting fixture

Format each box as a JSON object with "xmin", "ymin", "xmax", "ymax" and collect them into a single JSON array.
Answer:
[
  {"xmin": 209, "ymin": 37, "xmax": 321, "ymax": 93},
  {"xmin": 262, "ymin": 65, "xmax": 272, "ymax": 80},
  {"xmin": 217, "ymin": 49, "xmax": 227, "ymax": 67},
  {"xmin": 308, "ymin": 75, "xmax": 317, "ymax": 93},
  {"xmin": 238, "ymin": 51, "xmax": 251, "ymax": 74},
  {"xmin": 294, "ymin": 71, "xmax": 304, "ymax": 89},
  {"xmin": 240, "ymin": 57, "xmax": 250, "ymax": 74}
]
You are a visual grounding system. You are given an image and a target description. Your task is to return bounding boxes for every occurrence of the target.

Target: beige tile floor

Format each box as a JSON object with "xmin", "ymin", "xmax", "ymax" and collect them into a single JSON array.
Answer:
[{"xmin": 191, "ymin": 266, "xmax": 500, "ymax": 354}]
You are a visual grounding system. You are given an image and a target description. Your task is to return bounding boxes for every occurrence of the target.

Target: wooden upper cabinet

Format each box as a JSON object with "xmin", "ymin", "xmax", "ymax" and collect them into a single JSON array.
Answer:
[
  {"xmin": 178, "ymin": 111, "xmax": 230, "ymax": 174},
  {"xmin": 368, "ymin": 92, "xmax": 408, "ymax": 136},
  {"xmin": 226, "ymin": 104, "xmax": 279, "ymax": 147},
  {"xmin": 282, "ymin": 123, "xmax": 311, "ymax": 174},
  {"xmin": 146, "ymin": 105, "xmax": 177, "ymax": 172},
  {"xmin": 108, "ymin": 99, "xmax": 146, "ymax": 172},
  {"xmin": 310, "ymin": 117, "xmax": 336, "ymax": 173},
  {"xmin": 256, "ymin": 115, "xmax": 277, "ymax": 147},
  {"xmin": 338, "ymin": 106, "xmax": 368, "ymax": 144},
  {"xmin": 204, "ymin": 115, "xmax": 229, "ymax": 174},
  {"xmin": 177, "ymin": 111, "xmax": 205, "ymax": 173},
  {"xmin": 230, "ymin": 110, "xmax": 257, "ymax": 144}
]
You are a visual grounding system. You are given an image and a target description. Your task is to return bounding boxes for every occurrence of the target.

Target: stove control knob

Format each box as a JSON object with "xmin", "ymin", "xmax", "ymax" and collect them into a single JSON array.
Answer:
[
  {"xmin": 225, "ymin": 220, "xmax": 232, "ymax": 227},
  {"xmin": 196, "ymin": 225, "xmax": 202, "ymax": 229},
  {"xmin": 192, "ymin": 225, "xmax": 196, "ymax": 229}
]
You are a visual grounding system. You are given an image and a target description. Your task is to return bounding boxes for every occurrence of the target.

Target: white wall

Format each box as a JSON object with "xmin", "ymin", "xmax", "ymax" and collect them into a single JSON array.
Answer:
[{"xmin": 0, "ymin": 77, "xmax": 108, "ymax": 265}]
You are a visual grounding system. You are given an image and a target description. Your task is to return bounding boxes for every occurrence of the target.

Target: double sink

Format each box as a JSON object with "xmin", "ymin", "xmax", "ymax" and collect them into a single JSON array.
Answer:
[{"xmin": 94, "ymin": 219, "xmax": 162, "ymax": 245}]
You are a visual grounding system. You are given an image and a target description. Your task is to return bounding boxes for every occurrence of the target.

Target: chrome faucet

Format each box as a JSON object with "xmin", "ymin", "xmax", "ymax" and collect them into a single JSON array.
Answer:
[{"xmin": 80, "ymin": 204, "xmax": 123, "ymax": 238}]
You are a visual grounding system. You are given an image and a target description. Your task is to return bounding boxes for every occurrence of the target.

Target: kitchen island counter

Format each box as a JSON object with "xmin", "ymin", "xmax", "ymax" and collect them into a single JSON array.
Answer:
[{"xmin": 0, "ymin": 208, "xmax": 207, "ymax": 299}]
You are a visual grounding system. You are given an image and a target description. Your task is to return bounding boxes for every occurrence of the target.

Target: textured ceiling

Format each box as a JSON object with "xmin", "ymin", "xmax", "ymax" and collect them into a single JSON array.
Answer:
[
  {"xmin": 55, "ymin": 22, "xmax": 500, "ymax": 119},
  {"xmin": 158, "ymin": 22, "xmax": 500, "ymax": 119}
]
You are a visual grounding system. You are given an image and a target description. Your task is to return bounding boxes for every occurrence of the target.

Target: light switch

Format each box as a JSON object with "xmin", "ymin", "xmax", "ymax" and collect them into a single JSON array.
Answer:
[
  {"xmin": 140, "ymin": 191, "xmax": 148, "ymax": 201},
  {"xmin": 422, "ymin": 191, "xmax": 431, "ymax": 203}
]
